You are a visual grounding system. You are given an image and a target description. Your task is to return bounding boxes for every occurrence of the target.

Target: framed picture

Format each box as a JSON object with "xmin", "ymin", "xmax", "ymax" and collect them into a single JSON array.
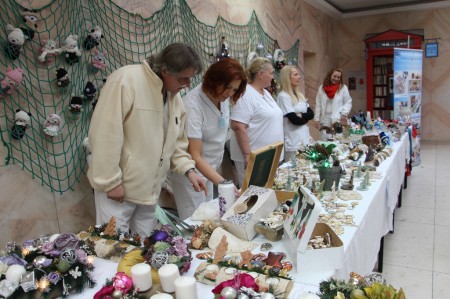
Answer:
[
  {"xmin": 241, "ymin": 141, "xmax": 283, "ymax": 192},
  {"xmin": 425, "ymin": 42, "xmax": 438, "ymax": 58}
]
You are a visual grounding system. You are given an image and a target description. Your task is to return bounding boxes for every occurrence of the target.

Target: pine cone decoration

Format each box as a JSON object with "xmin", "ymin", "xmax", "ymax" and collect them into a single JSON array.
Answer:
[
  {"xmin": 315, "ymin": 143, "xmax": 330, "ymax": 159},
  {"xmin": 104, "ymin": 216, "xmax": 117, "ymax": 237}
]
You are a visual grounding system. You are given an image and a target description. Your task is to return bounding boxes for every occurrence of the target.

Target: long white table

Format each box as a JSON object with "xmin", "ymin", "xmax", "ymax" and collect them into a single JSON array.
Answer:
[{"xmin": 71, "ymin": 133, "xmax": 410, "ymax": 298}]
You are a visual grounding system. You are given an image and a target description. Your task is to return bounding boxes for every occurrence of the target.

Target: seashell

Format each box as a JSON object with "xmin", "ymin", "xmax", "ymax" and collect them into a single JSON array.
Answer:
[{"xmin": 196, "ymin": 251, "xmax": 213, "ymax": 259}]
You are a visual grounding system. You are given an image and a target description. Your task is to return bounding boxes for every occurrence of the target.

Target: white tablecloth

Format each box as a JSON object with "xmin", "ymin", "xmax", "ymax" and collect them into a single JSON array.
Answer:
[{"xmin": 71, "ymin": 133, "xmax": 410, "ymax": 298}]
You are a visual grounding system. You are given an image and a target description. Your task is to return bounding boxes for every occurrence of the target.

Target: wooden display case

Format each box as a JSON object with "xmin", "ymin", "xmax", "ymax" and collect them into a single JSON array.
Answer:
[{"xmin": 364, "ymin": 29, "xmax": 422, "ymax": 119}]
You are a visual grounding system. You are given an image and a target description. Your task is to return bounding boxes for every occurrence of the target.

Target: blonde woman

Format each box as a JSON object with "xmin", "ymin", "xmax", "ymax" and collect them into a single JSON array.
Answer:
[
  {"xmin": 277, "ymin": 66, "xmax": 314, "ymax": 161},
  {"xmin": 230, "ymin": 57, "xmax": 284, "ymax": 186}
]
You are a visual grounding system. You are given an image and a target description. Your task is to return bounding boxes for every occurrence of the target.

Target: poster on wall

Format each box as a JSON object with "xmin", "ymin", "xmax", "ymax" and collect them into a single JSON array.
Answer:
[{"xmin": 393, "ymin": 48, "xmax": 423, "ymax": 166}]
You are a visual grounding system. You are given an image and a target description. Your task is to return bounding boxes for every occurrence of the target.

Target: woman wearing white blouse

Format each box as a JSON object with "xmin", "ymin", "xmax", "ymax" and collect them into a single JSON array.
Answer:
[
  {"xmin": 230, "ymin": 57, "xmax": 284, "ymax": 186},
  {"xmin": 170, "ymin": 58, "xmax": 247, "ymax": 219},
  {"xmin": 277, "ymin": 66, "xmax": 314, "ymax": 161}
]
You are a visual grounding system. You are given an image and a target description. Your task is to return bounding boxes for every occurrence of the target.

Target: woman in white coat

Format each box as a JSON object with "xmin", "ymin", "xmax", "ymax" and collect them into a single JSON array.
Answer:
[
  {"xmin": 170, "ymin": 58, "xmax": 247, "ymax": 219},
  {"xmin": 277, "ymin": 66, "xmax": 314, "ymax": 162},
  {"xmin": 313, "ymin": 67, "xmax": 352, "ymax": 130},
  {"xmin": 230, "ymin": 57, "xmax": 284, "ymax": 186}
]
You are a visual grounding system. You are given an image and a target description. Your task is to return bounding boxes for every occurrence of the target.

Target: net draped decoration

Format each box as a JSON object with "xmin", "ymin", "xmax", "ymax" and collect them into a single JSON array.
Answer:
[{"xmin": 0, "ymin": 0, "xmax": 300, "ymax": 193}]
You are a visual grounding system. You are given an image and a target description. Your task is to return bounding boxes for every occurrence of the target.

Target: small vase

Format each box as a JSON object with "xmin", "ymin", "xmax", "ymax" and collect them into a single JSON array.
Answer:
[{"xmin": 318, "ymin": 165, "xmax": 342, "ymax": 191}]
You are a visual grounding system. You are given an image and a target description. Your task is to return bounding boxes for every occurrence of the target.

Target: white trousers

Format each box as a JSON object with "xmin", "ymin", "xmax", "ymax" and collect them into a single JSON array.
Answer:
[
  {"xmin": 234, "ymin": 161, "xmax": 246, "ymax": 188},
  {"xmin": 94, "ymin": 191, "xmax": 157, "ymax": 237},
  {"xmin": 170, "ymin": 172, "xmax": 213, "ymax": 220}
]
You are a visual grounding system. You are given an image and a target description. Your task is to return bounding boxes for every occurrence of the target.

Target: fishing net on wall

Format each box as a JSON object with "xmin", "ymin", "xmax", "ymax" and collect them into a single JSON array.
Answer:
[{"xmin": 0, "ymin": 0, "xmax": 300, "ymax": 193}]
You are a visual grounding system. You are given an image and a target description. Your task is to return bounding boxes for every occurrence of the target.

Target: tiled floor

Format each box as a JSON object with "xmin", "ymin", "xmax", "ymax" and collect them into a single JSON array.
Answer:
[
  {"xmin": 1, "ymin": 140, "xmax": 448, "ymax": 298},
  {"xmin": 383, "ymin": 140, "xmax": 450, "ymax": 299}
]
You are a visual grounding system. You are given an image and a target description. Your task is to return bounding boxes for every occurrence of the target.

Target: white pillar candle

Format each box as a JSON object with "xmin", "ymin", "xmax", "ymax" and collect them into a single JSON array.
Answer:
[
  {"xmin": 218, "ymin": 181, "xmax": 235, "ymax": 210},
  {"xmin": 150, "ymin": 294, "xmax": 173, "ymax": 299},
  {"xmin": 130, "ymin": 263, "xmax": 152, "ymax": 292},
  {"xmin": 5, "ymin": 264, "xmax": 26, "ymax": 284},
  {"xmin": 366, "ymin": 111, "xmax": 371, "ymax": 121},
  {"xmin": 158, "ymin": 264, "xmax": 180, "ymax": 293},
  {"xmin": 174, "ymin": 276, "xmax": 198, "ymax": 299}
]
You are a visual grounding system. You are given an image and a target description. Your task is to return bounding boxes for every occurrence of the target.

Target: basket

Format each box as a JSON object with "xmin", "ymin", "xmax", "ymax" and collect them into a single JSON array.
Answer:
[
  {"xmin": 318, "ymin": 166, "xmax": 342, "ymax": 191},
  {"xmin": 362, "ymin": 135, "xmax": 380, "ymax": 149}
]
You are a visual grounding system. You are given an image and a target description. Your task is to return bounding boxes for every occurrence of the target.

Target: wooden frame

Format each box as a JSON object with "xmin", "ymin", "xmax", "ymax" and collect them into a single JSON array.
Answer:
[{"xmin": 241, "ymin": 141, "xmax": 283, "ymax": 193}]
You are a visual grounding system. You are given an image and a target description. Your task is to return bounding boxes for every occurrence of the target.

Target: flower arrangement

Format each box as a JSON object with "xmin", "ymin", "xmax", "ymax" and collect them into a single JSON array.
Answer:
[
  {"xmin": 94, "ymin": 272, "xmax": 145, "ymax": 299},
  {"xmin": 318, "ymin": 273, "xmax": 406, "ymax": 299},
  {"xmin": 141, "ymin": 224, "xmax": 191, "ymax": 274},
  {"xmin": 212, "ymin": 272, "xmax": 280, "ymax": 299},
  {"xmin": 0, "ymin": 233, "xmax": 95, "ymax": 298},
  {"xmin": 302, "ymin": 143, "xmax": 339, "ymax": 169}
]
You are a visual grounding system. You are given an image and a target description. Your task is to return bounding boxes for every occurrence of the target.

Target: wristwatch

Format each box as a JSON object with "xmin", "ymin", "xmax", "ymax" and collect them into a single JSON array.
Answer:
[{"xmin": 184, "ymin": 168, "xmax": 197, "ymax": 177}]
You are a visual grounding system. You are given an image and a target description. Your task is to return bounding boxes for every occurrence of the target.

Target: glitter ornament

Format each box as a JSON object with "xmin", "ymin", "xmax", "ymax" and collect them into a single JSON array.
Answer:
[
  {"xmin": 60, "ymin": 248, "xmax": 77, "ymax": 264},
  {"xmin": 260, "ymin": 293, "xmax": 276, "ymax": 299},
  {"xmin": 151, "ymin": 250, "xmax": 169, "ymax": 268},
  {"xmin": 149, "ymin": 231, "xmax": 169, "ymax": 244},
  {"xmin": 221, "ymin": 286, "xmax": 237, "ymax": 299}
]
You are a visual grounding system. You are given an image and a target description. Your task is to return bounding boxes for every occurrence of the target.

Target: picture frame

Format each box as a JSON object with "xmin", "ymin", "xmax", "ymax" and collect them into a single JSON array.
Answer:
[
  {"xmin": 425, "ymin": 42, "xmax": 438, "ymax": 58},
  {"xmin": 241, "ymin": 141, "xmax": 283, "ymax": 193}
]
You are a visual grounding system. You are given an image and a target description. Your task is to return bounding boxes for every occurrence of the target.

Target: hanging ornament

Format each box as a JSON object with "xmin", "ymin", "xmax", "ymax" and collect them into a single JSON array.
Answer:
[
  {"xmin": 56, "ymin": 68, "xmax": 70, "ymax": 88},
  {"xmin": 83, "ymin": 26, "xmax": 103, "ymax": 50},
  {"xmin": 11, "ymin": 109, "xmax": 32, "ymax": 140},
  {"xmin": 216, "ymin": 36, "xmax": 231, "ymax": 61},
  {"xmin": 43, "ymin": 114, "xmax": 62, "ymax": 137},
  {"xmin": 88, "ymin": 50, "xmax": 107, "ymax": 73},
  {"xmin": 273, "ymin": 49, "xmax": 286, "ymax": 70},
  {"xmin": 66, "ymin": 96, "xmax": 83, "ymax": 120}
]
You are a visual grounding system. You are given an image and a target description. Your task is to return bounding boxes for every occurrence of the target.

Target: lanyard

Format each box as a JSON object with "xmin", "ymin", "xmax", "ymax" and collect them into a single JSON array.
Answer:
[{"xmin": 199, "ymin": 91, "xmax": 226, "ymax": 128}]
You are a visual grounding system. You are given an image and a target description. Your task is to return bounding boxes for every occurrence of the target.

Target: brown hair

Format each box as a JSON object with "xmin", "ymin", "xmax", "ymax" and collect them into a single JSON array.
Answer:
[
  {"xmin": 202, "ymin": 58, "xmax": 247, "ymax": 103},
  {"xmin": 322, "ymin": 67, "xmax": 344, "ymax": 90}
]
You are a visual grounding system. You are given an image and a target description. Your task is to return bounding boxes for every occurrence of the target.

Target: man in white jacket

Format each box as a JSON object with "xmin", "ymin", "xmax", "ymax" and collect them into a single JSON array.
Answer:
[{"xmin": 88, "ymin": 43, "xmax": 207, "ymax": 236}]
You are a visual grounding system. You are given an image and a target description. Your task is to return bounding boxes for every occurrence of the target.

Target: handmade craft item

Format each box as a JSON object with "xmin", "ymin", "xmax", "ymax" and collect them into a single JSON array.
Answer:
[
  {"xmin": 195, "ymin": 262, "xmax": 294, "ymax": 298},
  {"xmin": 43, "ymin": 113, "xmax": 62, "ymax": 137},
  {"xmin": 62, "ymin": 34, "xmax": 82, "ymax": 64},
  {"xmin": 4, "ymin": 24, "xmax": 25, "ymax": 60},
  {"xmin": 37, "ymin": 39, "xmax": 62, "ymax": 63},
  {"xmin": 11, "ymin": 109, "xmax": 32, "ymax": 139},
  {"xmin": 83, "ymin": 26, "xmax": 103, "ymax": 50},
  {"xmin": 0, "ymin": 67, "xmax": 24, "ymax": 97},
  {"xmin": 208, "ymin": 227, "xmax": 257, "ymax": 255}
]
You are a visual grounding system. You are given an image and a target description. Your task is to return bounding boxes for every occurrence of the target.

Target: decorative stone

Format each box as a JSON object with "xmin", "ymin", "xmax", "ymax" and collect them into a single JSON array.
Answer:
[{"xmin": 254, "ymin": 223, "xmax": 284, "ymax": 242}]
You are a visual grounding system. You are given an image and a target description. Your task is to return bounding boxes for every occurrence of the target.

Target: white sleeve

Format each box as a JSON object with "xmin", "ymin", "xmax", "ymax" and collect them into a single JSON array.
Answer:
[
  {"xmin": 230, "ymin": 94, "xmax": 253, "ymax": 125},
  {"xmin": 184, "ymin": 96, "xmax": 203, "ymax": 139},
  {"xmin": 277, "ymin": 92, "xmax": 295, "ymax": 115}
]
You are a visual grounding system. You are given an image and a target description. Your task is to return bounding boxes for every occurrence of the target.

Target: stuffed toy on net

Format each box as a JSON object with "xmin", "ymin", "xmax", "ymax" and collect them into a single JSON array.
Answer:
[
  {"xmin": 37, "ymin": 38, "xmax": 62, "ymax": 63},
  {"xmin": 62, "ymin": 34, "xmax": 82, "ymax": 65},
  {"xmin": 1, "ymin": 67, "xmax": 24, "ymax": 97},
  {"xmin": 43, "ymin": 113, "xmax": 62, "ymax": 137},
  {"xmin": 4, "ymin": 24, "xmax": 25, "ymax": 60},
  {"xmin": 83, "ymin": 25, "xmax": 103, "ymax": 50},
  {"xmin": 19, "ymin": 9, "xmax": 39, "ymax": 40},
  {"xmin": 83, "ymin": 81, "xmax": 97, "ymax": 102},
  {"xmin": 11, "ymin": 109, "xmax": 32, "ymax": 140},
  {"xmin": 56, "ymin": 67, "xmax": 70, "ymax": 88},
  {"xmin": 88, "ymin": 50, "xmax": 107, "ymax": 73}
]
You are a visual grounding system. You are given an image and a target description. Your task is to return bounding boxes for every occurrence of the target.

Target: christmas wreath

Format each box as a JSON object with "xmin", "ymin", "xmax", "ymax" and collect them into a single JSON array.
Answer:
[{"xmin": 0, "ymin": 233, "xmax": 95, "ymax": 298}]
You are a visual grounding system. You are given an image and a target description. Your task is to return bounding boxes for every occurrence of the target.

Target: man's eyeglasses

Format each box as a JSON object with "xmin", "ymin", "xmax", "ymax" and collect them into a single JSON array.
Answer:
[{"xmin": 173, "ymin": 73, "xmax": 192, "ymax": 87}]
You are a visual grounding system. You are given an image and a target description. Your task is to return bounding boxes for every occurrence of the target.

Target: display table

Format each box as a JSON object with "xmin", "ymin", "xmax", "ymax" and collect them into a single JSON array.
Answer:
[{"xmin": 71, "ymin": 134, "xmax": 410, "ymax": 299}]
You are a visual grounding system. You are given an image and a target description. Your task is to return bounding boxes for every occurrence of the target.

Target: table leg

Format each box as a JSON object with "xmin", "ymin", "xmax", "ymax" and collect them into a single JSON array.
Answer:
[{"xmin": 377, "ymin": 236, "xmax": 384, "ymax": 273}]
